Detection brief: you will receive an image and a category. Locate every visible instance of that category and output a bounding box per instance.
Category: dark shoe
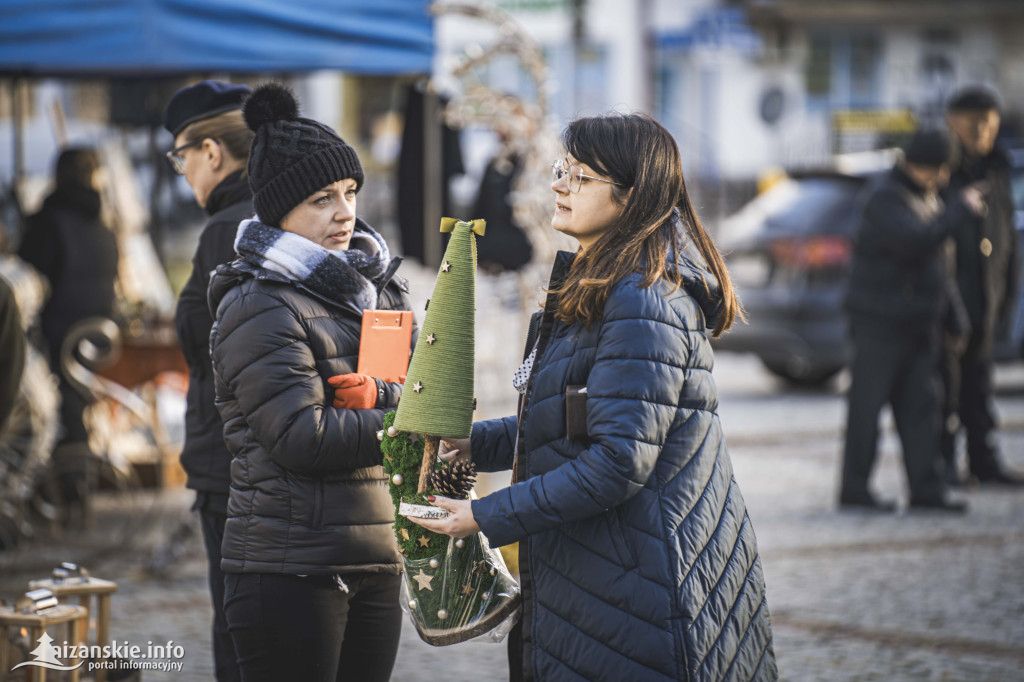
[973,468,1024,487]
[839,491,897,512]
[908,496,968,513]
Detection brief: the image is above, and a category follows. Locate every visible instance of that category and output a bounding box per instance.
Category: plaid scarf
[234,216,390,310]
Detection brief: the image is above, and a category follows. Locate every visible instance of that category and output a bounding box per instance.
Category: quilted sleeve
[470,415,518,473]
[472,279,691,546]
[211,287,384,473]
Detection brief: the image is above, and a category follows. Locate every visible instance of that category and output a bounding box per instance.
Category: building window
[544,43,608,125]
[806,35,832,98]
[848,35,881,107]
[805,32,881,110]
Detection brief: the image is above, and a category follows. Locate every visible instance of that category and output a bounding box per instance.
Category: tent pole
[12,77,23,186]
[422,88,442,268]
[11,76,25,225]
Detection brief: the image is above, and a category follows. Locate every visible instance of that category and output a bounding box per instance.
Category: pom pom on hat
[243,83,300,132]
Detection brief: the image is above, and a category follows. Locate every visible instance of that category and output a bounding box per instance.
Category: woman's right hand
[439,438,472,465]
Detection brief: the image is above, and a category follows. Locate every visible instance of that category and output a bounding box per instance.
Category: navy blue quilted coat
[470,239,777,681]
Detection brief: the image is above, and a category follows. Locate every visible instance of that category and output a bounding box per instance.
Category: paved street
[2,346,1023,681]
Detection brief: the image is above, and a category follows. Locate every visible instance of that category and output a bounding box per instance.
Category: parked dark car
[714,153,1024,385]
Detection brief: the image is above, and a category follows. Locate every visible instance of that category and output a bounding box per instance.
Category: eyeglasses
[165,139,203,175]
[551,159,619,193]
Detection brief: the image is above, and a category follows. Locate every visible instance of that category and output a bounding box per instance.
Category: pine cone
[427,461,477,499]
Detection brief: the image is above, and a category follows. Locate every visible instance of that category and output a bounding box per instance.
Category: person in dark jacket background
[473,97,534,274]
[413,114,777,682]
[162,79,254,682]
[473,151,533,273]
[209,83,411,682]
[941,87,1024,486]
[840,129,986,513]
[18,147,119,527]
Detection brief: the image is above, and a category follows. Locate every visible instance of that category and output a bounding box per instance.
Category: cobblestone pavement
[2,267,1023,680]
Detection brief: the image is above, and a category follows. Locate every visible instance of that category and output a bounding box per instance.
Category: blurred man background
[942,87,1024,487]
[841,129,985,512]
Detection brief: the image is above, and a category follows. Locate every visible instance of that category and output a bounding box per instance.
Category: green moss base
[380,411,450,560]
[381,411,521,645]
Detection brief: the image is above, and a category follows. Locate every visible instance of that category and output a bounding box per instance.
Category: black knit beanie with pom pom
[243,83,364,226]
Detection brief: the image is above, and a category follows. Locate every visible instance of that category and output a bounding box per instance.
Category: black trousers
[195,496,240,682]
[940,332,1001,477]
[842,318,946,502]
[53,380,94,508]
[224,572,401,682]
[937,339,961,471]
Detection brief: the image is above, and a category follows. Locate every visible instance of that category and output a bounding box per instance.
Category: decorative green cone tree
[394,217,484,489]
[380,218,520,645]
[381,411,519,644]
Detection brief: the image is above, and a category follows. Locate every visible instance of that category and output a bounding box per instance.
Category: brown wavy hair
[181,109,254,172]
[550,114,742,337]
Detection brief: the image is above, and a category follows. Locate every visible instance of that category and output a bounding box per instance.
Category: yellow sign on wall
[832,110,918,133]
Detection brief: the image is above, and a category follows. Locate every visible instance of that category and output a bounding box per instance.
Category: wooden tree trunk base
[417,435,440,494]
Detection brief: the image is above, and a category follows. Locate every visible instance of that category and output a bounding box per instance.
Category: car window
[720,176,865,247]
[1011,167,1024,212]
[763,178,863,235]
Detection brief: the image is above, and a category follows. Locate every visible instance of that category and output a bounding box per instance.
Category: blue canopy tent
[0,0,434,76]
[0,0,435,236]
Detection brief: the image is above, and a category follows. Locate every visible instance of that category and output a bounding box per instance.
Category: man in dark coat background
[841,129,986,512]
[163,80,253,682]
[942,86,1024,486]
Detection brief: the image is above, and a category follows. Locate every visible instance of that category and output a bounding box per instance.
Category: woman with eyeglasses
[161,80,254,682]
[411,114,778,681]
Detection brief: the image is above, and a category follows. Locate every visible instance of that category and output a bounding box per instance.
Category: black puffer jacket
[175,171,253,495]
[846,167,974,324]
[471,230,776,681]
[208,227,411,575]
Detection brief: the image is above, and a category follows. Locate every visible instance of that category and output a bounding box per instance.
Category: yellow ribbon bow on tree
[439,217,486,237]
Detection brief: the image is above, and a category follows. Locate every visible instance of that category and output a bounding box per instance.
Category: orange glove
[327,373,377,410]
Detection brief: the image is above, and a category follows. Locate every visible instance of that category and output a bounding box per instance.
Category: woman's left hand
[408,496,480,538]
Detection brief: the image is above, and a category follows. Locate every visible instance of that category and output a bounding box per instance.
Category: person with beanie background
[208,83,412,682]
[941,86,1024,487]
[840,129,987,512]
[162,79,254,682]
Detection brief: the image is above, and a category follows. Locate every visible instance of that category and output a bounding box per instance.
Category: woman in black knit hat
[209,83,412,682]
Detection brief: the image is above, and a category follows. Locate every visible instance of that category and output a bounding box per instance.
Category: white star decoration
[413,381,423,393]
[441,260,451,272]
[413,570,434,591]
[426,333,436,345]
